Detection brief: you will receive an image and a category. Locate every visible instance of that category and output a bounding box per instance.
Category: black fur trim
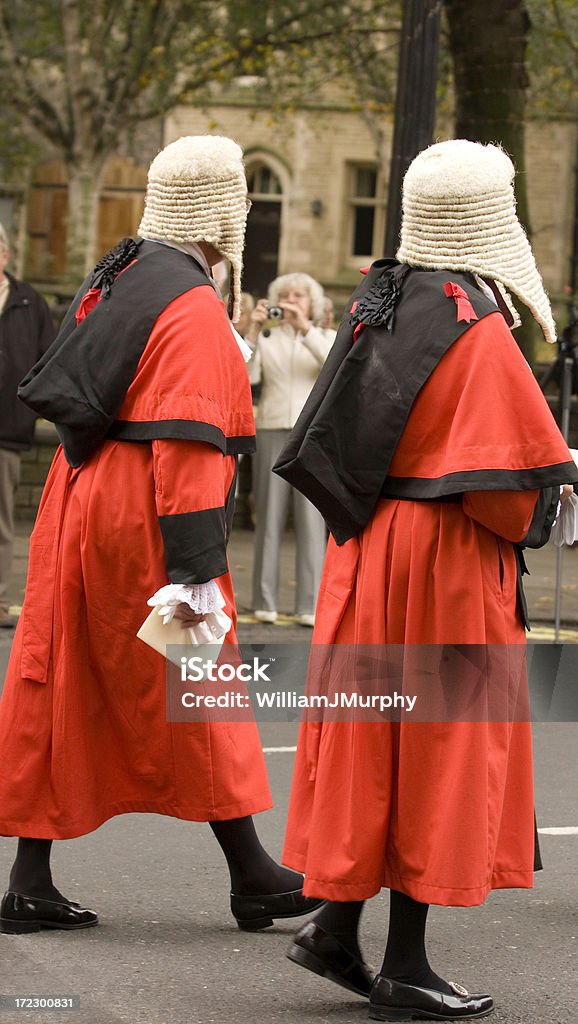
[350,266,409,332]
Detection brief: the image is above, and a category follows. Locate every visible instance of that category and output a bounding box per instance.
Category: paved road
[0,621,576,1024]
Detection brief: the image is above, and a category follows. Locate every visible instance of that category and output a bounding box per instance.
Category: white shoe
[0,605,18,629]
[254,610,278,623]
[297,614,315,627]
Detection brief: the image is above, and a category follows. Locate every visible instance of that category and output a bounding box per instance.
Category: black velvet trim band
[158,507,228,584]
[522,487,559,549]
[108,419,256,455]
[380,462,578,499]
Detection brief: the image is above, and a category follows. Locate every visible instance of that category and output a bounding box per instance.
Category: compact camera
[267,305,284,321]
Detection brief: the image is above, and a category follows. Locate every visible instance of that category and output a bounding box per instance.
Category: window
[347,163,386,262]
[247,163,283,197]
[244,160,283,296]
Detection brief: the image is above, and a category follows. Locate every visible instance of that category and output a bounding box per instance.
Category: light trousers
[0,448,21,608]
[252,429,326,616]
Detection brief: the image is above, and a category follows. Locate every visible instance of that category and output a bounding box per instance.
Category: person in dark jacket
[0,223,55,627]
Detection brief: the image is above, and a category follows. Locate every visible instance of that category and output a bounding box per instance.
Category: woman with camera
[245,273,335,626]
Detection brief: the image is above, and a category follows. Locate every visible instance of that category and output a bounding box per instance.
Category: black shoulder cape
[18,240,211,467]
[273,260,577,544]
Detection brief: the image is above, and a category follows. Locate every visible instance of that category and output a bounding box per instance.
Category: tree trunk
[65,161,106,287]
[444,0,536,363]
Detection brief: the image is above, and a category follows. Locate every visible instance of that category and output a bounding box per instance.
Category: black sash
[273,262,497,544]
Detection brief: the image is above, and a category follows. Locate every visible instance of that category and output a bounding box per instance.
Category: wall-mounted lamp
[310,198,323,218]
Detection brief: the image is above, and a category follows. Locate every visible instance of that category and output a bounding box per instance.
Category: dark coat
[0,272,55,450]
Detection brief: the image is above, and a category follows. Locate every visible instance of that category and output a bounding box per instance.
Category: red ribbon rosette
[443,282,479,324]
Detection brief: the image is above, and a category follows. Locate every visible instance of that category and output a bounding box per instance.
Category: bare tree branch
[0,0,70,151]
[0,0,397,278]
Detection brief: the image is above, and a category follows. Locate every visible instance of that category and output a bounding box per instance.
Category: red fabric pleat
[283,500,536,906]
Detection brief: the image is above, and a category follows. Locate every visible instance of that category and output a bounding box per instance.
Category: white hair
[268,272,326,325]
[0,223,9,253]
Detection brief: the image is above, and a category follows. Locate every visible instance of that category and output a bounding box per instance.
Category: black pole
[385,0,442,256]
[569,130,578,314]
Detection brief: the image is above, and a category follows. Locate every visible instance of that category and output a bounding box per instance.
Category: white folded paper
[550,448,578,547]
[550,492,578,547]
[137,585,232,667]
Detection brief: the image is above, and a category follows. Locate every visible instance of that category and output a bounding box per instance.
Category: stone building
[1,94,577,519]
[2,95,575,324]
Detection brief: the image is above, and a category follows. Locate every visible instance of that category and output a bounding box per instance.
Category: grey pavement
[0,527,577,1023]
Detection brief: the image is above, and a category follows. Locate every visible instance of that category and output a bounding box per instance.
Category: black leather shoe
[231,888,325,931]
[287,920,376,997]
[368,976,494,1020]
[0,891,99,934]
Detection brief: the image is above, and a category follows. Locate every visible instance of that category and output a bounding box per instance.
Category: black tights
[8,818,302,901]
[314,899,365,957]
[209,816,302,895]
[312,891,453,995]
[381,890,452,994]
[8,839,64,902]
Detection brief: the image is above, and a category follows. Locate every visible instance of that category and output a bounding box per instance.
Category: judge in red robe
[0,136,322,937]
[273,140,578,1021]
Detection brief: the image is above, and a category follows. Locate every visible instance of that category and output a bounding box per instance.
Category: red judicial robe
[0,247,271,839]
[280,296,575,906]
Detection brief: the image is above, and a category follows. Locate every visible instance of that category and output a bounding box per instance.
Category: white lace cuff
[148,581,225,624]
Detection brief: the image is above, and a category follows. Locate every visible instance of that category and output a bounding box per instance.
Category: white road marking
[263,746,297,753]
[538,826,578,835]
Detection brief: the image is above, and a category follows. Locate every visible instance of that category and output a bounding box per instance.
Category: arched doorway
[244,160,283,297]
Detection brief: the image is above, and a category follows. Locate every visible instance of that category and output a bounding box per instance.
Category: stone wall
[167,101,578,324]
[167,100,393,310]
